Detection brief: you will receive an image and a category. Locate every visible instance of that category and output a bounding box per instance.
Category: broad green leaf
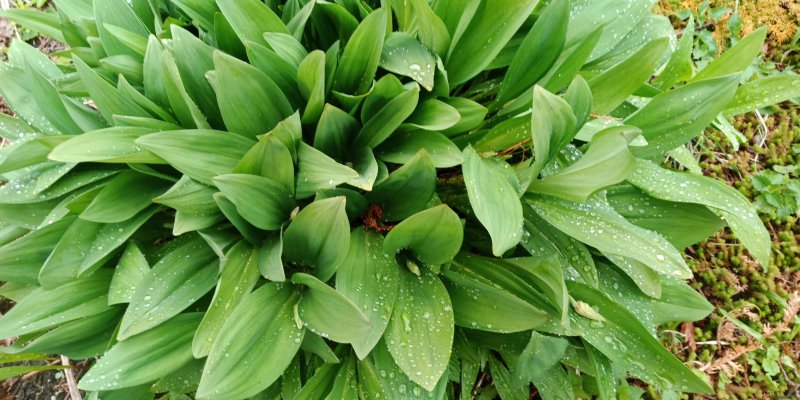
[259,234,285,281]
[627,75,739,159]
[261,111,303,162]
[513,331,569,385]
[316,188,369,221]
[692,27,766,82]
[446,0,538,84]
[379,32,436,91]
[723,74,800,116]
[234,134,295,191]
[520,212,598,287]
[653,19,695,89]
[376,130,463,168]
[0,9,65,42]
[565,0,651,61]
[474,116,529,153]
[368,149,436,221]
[199,227,240,260]
[530,126,641,202]
[587,13,674,72]
[602,253,662,299]
[334,9,387,95]
[193,241,260,357]
[336,229,399,358]
[216,0,289,46]
[151,359,204,396]
[0,270,113,339]
[196,283,303,400]
[143,36,169,109]
[136,130,255,185]
[109,243,150,305]
[385,268,454,391]
[495,0,568,106]
[0,136,56,176]
[463,146,523,256]
[172,0,219,30]
[406,99,460,131]
[292,273,372,343]
[161,51,212,130]
[94,0,150,57]
[300,332,339,364]
[354,86,420,148]
[0,166,119,205]
[606,184,724,249]
[79,313,201,391]
[39,207,158,288]
[595,262,712,330]
[213,193,263,244]
[4,308,119,359]
[73,57,149,123]
[584,342,617,400]
[566,282,713,394]
[171,26,224,129]
[153,176,219,216]
[0,113,37,141]
[528,193,692,279]
[213,174,295,231]
[0,365,68,381]
[504,256,569,326]
[80,171,170,223]
[626,159,771,267]
[215,12,247,58]
[314,104,360,161]
[383,205,463,265]
[440,97,487,137]
[49,127,164,164]
[442,266,549,333]
[214,51,293,137]
[0,217,73,285]
[297,50,326,124]
[530,86,577,178]
[24,64,83,135]
[286,0,315,40]
[117,237,218,340]
[245,41,304,106]
[283,197,350,281]
[0,63,58,134]
[115,76,177,124]
[348,146,379,191]
[263,32,308,67]
[296,142,359,198]
[0,198,58,229]
[535,366,576,399]
[392,0,450,57]
[489,357,528,400]
[361,74,406,120]
[292,362,338,399]
[564,75,593,132]
[588,38,669,115]
[369,341,448,399]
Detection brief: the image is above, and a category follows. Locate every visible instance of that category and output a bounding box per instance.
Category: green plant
[0,0,798,399]
[751,165,800,219]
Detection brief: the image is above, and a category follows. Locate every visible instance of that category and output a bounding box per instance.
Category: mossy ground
[657,1,800,398]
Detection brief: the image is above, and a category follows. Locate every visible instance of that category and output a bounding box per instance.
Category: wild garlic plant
[0,0,796,398]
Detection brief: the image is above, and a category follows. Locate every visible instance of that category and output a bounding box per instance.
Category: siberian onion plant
[0,0,797,398]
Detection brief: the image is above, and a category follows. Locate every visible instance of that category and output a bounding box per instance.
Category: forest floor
[657,1,800,398]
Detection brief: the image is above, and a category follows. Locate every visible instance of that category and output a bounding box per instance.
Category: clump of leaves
[751,166,800,219]
[0,0,797,399]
